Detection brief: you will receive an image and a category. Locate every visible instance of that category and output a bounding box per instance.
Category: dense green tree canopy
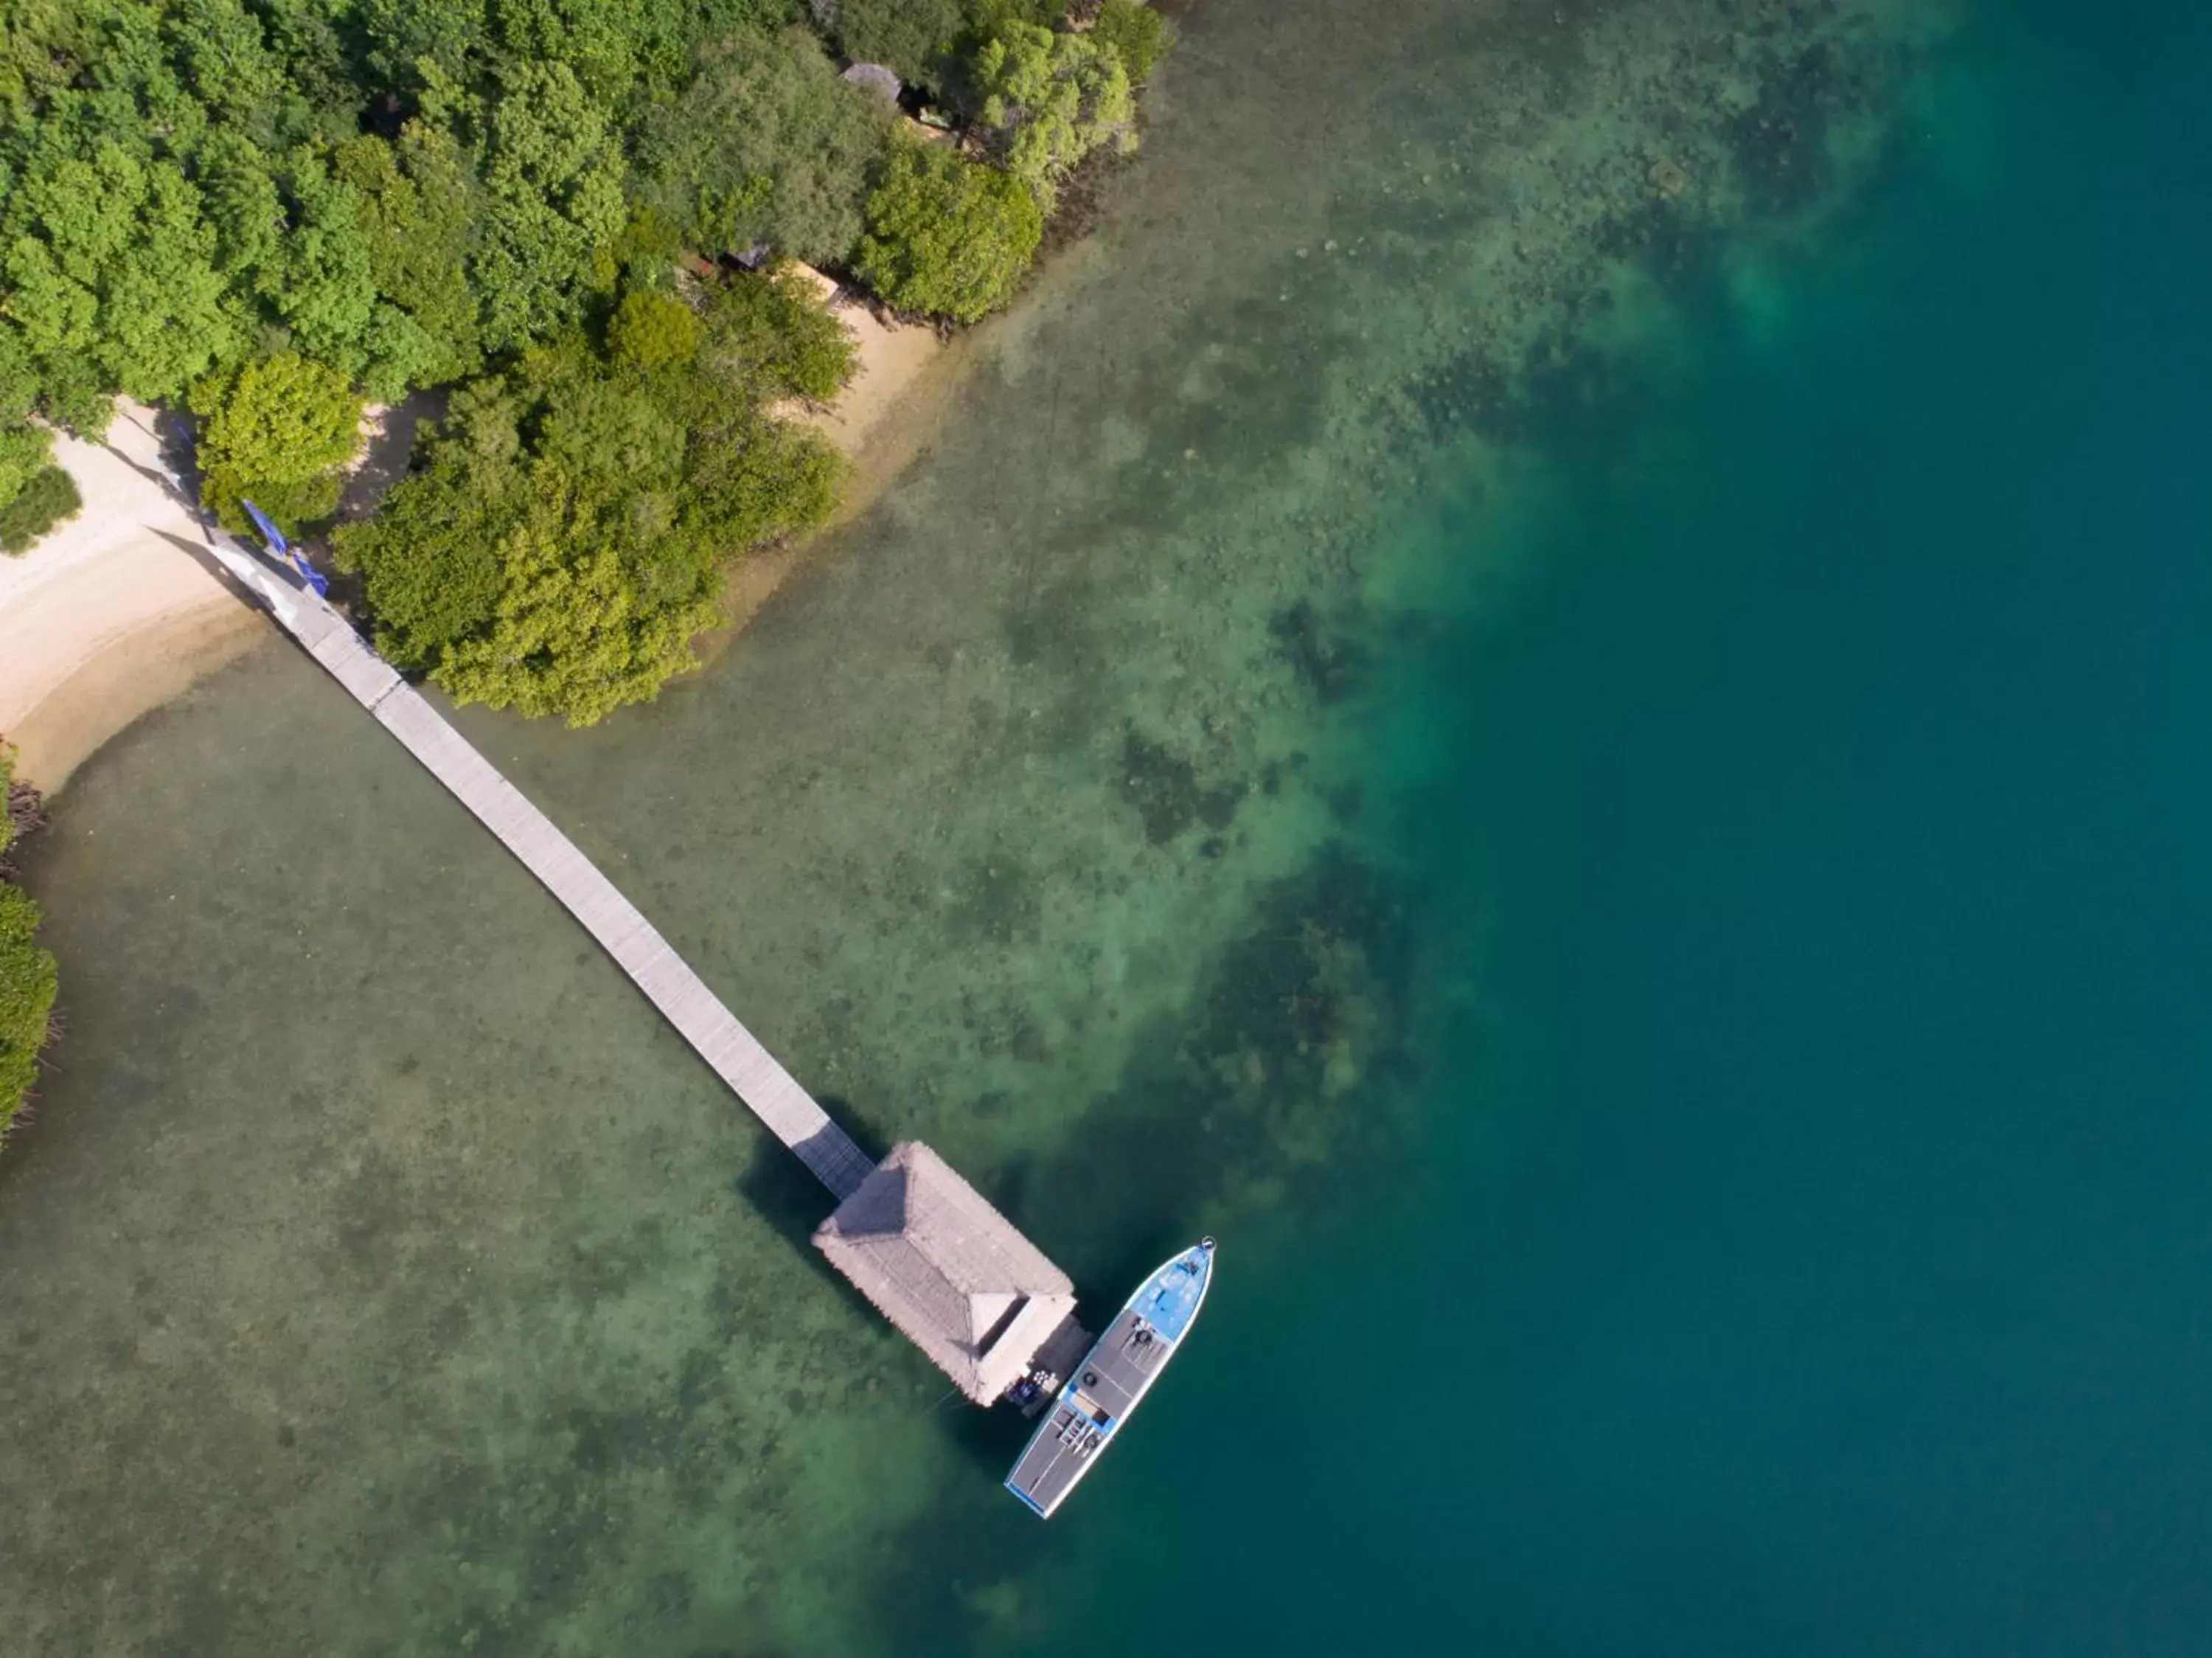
[0,423,53,516]
[700,264,858,403]
[329,430,513,665]
[970,15,1135,207]
[335,266,846,723]
[0,743,57,1140]
[0,0,854,432]
[0,880,55,1137]
[0,0,1160,443]
[473,61,629,351]
[1093,0,1175,86]
[636,26,894,263]
[1,126,243,410]
[858,141,1042,322]
[429,459,725,724]
[0,457,82,555]
[331,124,488,392]
[0,0,1167,714]
[190,351,363,533]
[832,0,967,86]
[608,288,702,370]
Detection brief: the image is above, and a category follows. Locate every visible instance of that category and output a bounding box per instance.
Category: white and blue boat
[1004,1238,1214,1518]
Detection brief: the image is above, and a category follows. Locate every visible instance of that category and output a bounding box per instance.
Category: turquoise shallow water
[4,1,2210,1651]
[1007,5,2212,1653]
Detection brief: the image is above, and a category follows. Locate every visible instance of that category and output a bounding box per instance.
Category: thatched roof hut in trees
[814,1141,1082,1404]
[840,61,902,103]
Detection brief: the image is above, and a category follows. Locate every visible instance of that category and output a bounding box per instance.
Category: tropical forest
[0,0,1172,721]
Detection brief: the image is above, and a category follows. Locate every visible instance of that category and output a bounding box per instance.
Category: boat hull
[1004,1239,1214,1518]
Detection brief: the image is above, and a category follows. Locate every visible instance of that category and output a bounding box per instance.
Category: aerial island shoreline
[0,273,959,792]
[0,0,1186,1148]
[0,0,1180,797]
[0,0,1999,1648]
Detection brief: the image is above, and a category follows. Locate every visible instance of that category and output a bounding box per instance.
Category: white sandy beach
[779,265,947,458]
[0,406,264,791]
[720,266,959,633]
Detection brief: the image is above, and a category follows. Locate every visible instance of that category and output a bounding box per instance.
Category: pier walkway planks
[234,553,874,1200]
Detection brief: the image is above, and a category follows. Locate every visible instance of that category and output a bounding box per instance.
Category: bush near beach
[190,354,364,538]
[0,0,1172,708]
[332,261,852,726]
[0,749,58,1142]
[859,143,1045,323]
[0,462,81,557]
[0,420,81,555]
[970,13,1137,209]
[0,884,55,1140]
[0,424,53,514]
[1092,0,1178,86]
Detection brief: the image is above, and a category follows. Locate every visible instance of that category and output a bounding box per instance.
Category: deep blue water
[1030,5,2212,1652]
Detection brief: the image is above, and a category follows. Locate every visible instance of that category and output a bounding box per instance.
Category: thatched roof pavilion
[840,61,902,103]
[814,1142,1079,1404]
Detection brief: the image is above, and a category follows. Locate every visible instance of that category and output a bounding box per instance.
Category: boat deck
[1005,1243,1211,1517]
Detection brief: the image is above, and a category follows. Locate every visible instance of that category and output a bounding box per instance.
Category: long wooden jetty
[204,528,1114,1424]
[202,535,877,1199]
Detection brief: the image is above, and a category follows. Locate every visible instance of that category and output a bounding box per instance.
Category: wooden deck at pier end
[201,532,1088,1400]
